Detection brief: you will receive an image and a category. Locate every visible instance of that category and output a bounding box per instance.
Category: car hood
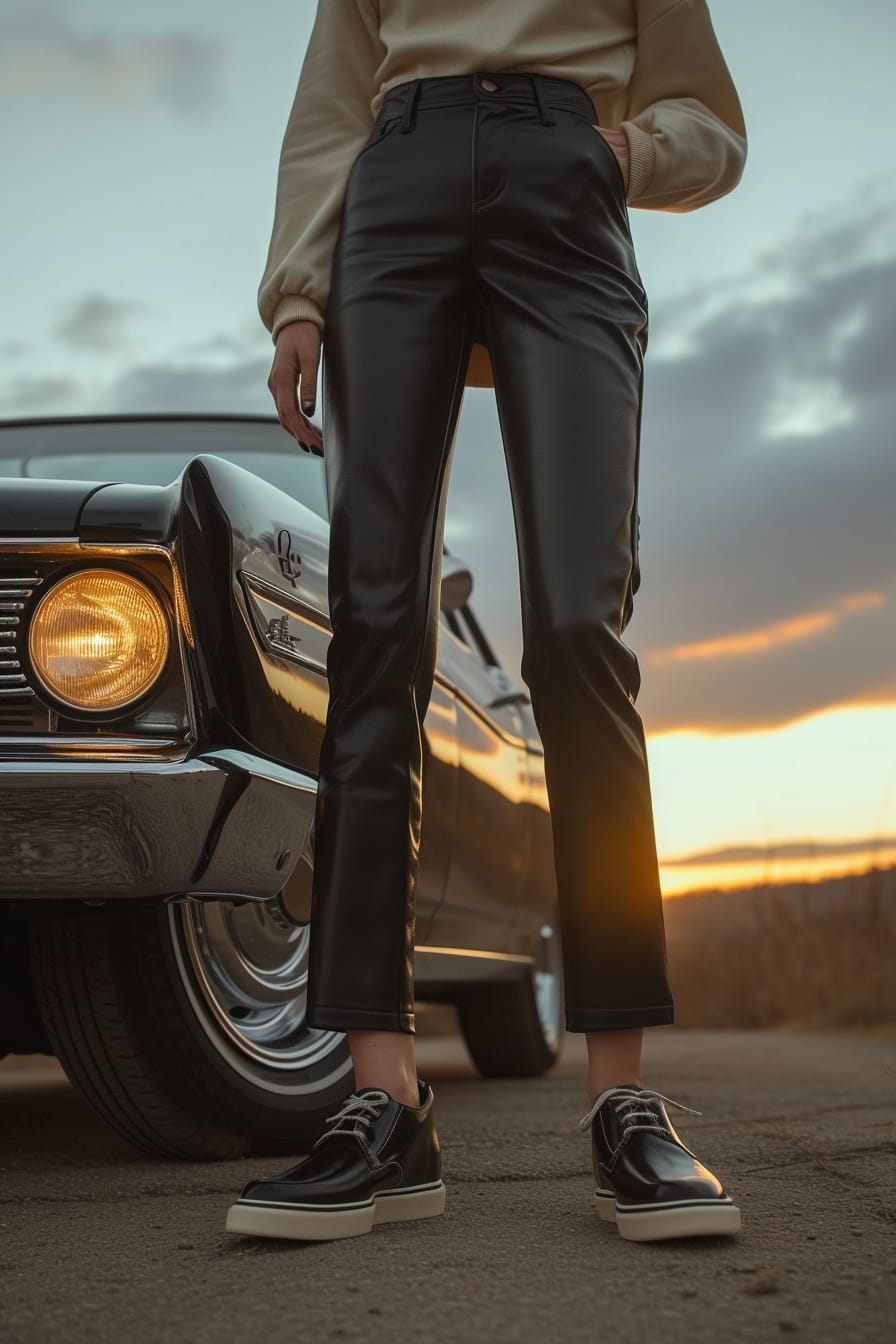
[0,478,110,536]
[1,463,330,596]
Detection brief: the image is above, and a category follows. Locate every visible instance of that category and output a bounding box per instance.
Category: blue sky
[3,1,895,890]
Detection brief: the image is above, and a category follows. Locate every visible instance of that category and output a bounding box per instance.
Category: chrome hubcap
[171,849,345,1076]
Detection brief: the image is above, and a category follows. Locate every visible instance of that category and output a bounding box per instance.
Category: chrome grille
[0,570,50,730]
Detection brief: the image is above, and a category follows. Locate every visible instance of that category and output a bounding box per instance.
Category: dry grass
[665,873,896,1030]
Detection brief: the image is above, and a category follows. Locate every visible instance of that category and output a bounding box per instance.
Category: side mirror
[440,552,473,611]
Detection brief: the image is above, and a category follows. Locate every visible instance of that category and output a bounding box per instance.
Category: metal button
[480,78,499,92]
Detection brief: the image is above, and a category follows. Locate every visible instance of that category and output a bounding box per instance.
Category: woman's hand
[268,320,324,453]
[592,125,630,194]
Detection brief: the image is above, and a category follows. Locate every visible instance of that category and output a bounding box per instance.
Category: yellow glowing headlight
[28,569,169,711]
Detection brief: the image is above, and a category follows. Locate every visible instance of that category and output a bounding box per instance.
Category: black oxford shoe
[225,1079,445,1240]
[580,1083,741,1241]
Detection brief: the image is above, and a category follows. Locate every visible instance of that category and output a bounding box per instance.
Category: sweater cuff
[270,294,325,344]
[619,121,656,202]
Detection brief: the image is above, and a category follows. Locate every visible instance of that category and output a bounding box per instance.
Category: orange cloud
[651,592,886,666]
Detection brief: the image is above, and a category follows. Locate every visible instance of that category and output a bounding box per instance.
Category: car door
[415,675,461,943]
[425,602,532,952]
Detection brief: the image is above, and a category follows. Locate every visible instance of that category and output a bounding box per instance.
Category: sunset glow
[649,701,896,896]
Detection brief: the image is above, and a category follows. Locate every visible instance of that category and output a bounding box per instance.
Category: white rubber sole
[594,1187,741,1241]
[225,1180,446,1241]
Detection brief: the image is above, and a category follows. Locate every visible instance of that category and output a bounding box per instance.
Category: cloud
[651,596,887,667]
[627,218,896,733]
[107,358,270,414]
[0,4,222,118]
[446,196,896,733]
[55,294,148,353]
[0,349,272,419]
[175,319,272,360]
[664,835,896,867]
[1,375,85,414]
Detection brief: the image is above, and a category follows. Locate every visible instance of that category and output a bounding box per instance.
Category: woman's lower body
[311,70,674,1039]
[225,72,741,1243]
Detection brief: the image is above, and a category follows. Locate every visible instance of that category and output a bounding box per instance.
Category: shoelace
[578,1085,702,1160]
[313,1089,391,1147]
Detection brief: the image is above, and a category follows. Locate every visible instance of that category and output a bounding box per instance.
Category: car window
[0,418,330,522]
[442,604,497,669]
[441,608,467,646]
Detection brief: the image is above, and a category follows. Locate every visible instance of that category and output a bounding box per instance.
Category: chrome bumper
[0,747,318,901]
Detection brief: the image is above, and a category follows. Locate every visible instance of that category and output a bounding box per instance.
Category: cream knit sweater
[259,0,747,388]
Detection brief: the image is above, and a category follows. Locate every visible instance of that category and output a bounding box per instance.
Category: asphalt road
[1,1024,894,1344]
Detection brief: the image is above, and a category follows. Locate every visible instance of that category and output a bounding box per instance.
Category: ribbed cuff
[270,294,325,345]
[619,121,656,203]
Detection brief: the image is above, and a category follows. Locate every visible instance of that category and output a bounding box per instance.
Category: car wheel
[456,919,565,1077]
[28,861,354,1161]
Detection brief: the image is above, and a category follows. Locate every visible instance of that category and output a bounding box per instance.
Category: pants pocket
[354,114,403,163]
[585,121,629,200]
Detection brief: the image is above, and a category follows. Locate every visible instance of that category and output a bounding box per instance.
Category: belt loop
[530,74,555,126]
[399,78,421,133]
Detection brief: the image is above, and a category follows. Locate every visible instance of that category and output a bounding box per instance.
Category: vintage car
[0,413,562,1160]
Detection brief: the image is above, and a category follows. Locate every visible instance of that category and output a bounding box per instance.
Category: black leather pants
[310,71,675,1035]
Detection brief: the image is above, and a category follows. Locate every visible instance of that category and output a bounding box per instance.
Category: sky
[2,1,895,896]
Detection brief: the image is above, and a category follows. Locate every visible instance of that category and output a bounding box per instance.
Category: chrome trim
[81,542,174,558]
[0,539,172,556]
[242,572,331,635]
[198,746,318,793]
[0,754,212,775]
[414,945,534,986]
[416,945,532,963]
[239,573,329,678]
[0,538,79,551]
[0,736,188,763]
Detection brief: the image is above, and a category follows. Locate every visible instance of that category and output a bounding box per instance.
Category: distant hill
[664,864,896,942]
[661,865,895,1029]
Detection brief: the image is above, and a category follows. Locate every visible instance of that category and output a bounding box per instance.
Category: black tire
[0,906,51,1056]
[28,902,354,1161]
[457,920,565,1077]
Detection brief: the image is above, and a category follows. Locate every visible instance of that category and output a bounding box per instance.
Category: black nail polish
[302,401,315,417]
